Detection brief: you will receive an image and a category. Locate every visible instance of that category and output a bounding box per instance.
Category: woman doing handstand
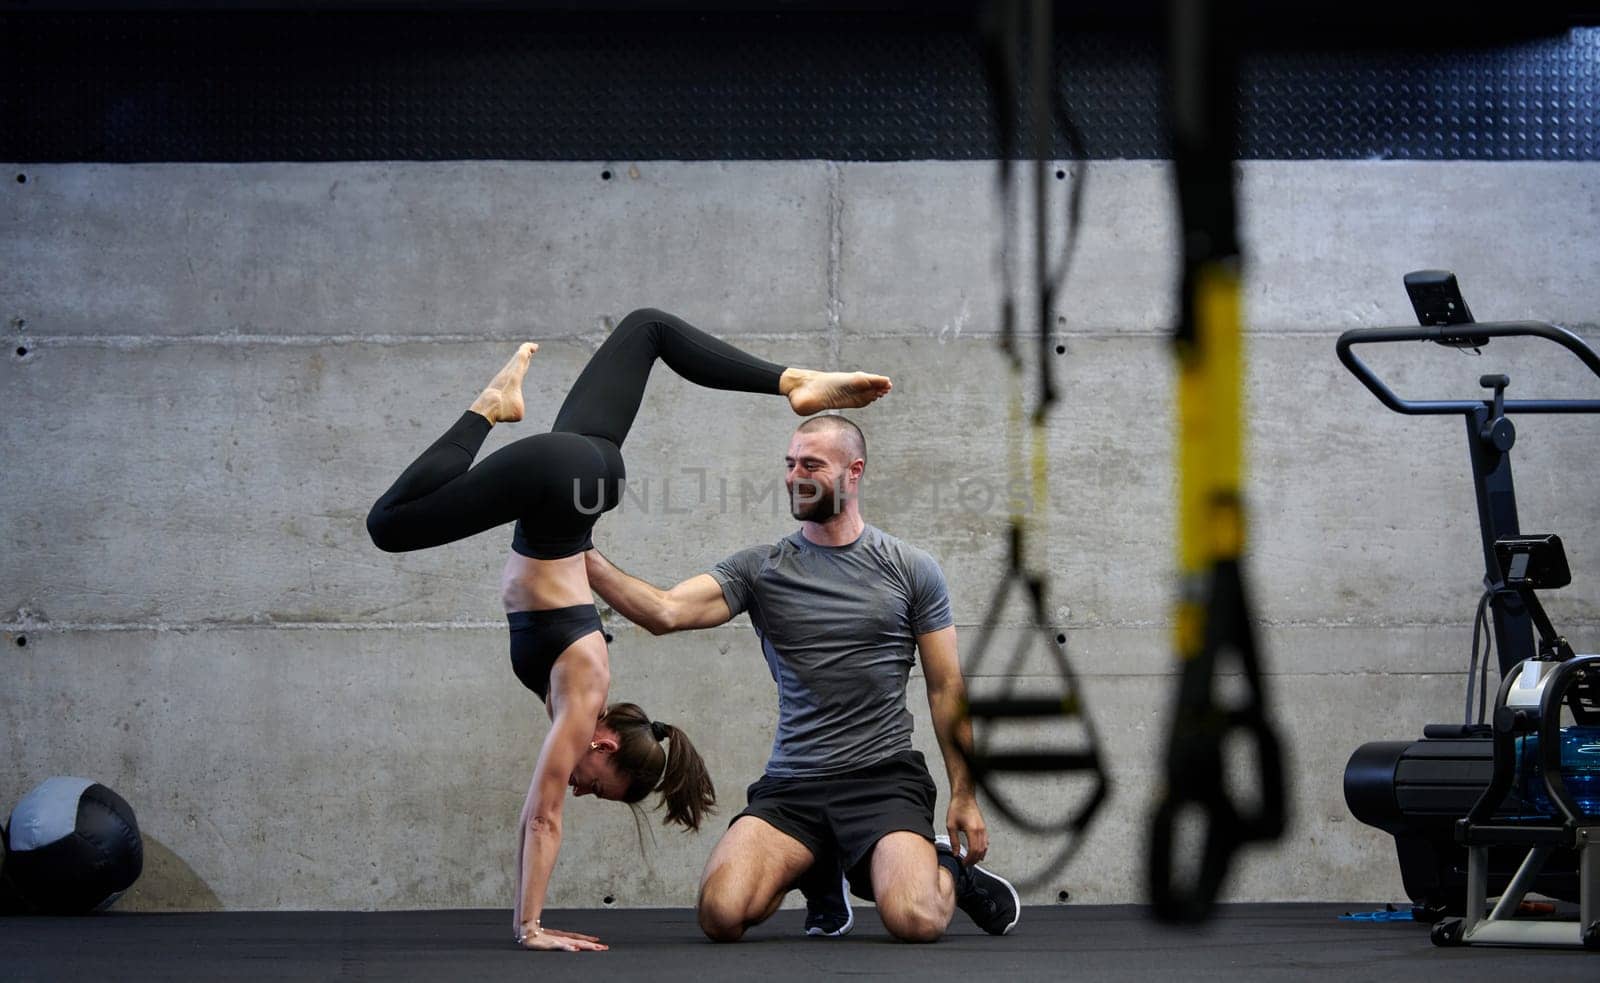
[365,309,892,950]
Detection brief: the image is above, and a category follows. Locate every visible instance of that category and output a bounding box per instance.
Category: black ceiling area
[3,2,1600,162]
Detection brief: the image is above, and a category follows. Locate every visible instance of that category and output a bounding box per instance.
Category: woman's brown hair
[601,702,716,831]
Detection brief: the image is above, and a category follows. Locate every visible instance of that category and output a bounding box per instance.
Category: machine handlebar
[1335,320,1600,416]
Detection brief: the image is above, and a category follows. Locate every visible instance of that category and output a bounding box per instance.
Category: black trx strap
[1147,0,1287,924]
[958,0,1109,889]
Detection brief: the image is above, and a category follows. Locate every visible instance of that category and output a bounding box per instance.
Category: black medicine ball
[3,777,144,914]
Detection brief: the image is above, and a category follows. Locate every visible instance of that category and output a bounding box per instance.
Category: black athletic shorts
[734,749,937,881]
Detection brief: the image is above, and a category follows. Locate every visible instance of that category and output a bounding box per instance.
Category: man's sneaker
[935,835,1020,936]
[802,867,855,937]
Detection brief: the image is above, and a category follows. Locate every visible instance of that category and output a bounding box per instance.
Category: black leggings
[365,308,787,559]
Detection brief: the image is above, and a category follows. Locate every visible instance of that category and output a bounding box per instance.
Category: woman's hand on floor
[517,925,608,951]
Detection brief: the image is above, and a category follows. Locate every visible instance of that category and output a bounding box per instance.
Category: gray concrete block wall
[3,161,1598,912]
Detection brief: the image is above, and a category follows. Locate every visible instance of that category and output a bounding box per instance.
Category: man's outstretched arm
[918,624,988,865]
[584,549,734,635]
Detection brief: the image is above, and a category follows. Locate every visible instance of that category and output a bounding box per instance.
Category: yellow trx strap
[1147,0,1286,925]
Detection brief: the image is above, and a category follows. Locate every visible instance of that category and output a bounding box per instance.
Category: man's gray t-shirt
[710,524,954,778]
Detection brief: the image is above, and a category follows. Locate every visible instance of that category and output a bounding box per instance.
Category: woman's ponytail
[602,702,717,832]
[653,722,715,832]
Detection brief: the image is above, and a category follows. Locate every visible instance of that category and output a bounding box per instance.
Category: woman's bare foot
[470,343,539,424]
[781,368,893,416]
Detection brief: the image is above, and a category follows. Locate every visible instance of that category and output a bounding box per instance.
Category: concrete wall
[3,160,1598,912]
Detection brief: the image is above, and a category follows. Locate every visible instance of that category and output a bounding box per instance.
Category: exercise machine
[1339,271,1600,948]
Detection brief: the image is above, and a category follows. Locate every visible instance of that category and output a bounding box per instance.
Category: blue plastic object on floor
[1339,906,1417,922]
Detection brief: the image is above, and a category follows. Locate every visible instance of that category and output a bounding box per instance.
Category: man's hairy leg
[868,831,954,943]
[697,816,815,942]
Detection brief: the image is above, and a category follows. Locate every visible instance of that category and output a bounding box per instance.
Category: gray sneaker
[802,867,854,937]
[935,835,1020,936]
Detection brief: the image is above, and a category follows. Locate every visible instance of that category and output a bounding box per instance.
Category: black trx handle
[964,608,1108,810]
[961,531,1110,885]
[963,530,1110,815]
[1148,560,1286,922]
[1148,0,1287,924]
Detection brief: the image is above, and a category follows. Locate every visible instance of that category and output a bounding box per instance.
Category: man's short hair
[796,414,867,466]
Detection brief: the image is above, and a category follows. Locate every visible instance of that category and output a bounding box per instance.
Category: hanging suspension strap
[958,0,1109,889]
[1147,0,1287,924]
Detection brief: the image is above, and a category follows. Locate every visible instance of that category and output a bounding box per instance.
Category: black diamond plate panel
[2,12,1597,161]
[1239,36,1600,160]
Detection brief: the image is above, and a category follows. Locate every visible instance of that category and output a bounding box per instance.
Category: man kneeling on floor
[585,414,1020,942]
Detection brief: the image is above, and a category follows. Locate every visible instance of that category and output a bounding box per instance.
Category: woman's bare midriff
[500,551,593,612]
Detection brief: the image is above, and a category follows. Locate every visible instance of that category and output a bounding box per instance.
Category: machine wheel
[1582,920,1600,951]
[1430,918,1466,947]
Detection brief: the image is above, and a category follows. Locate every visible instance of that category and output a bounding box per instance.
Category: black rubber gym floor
[3,904,1595,981]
